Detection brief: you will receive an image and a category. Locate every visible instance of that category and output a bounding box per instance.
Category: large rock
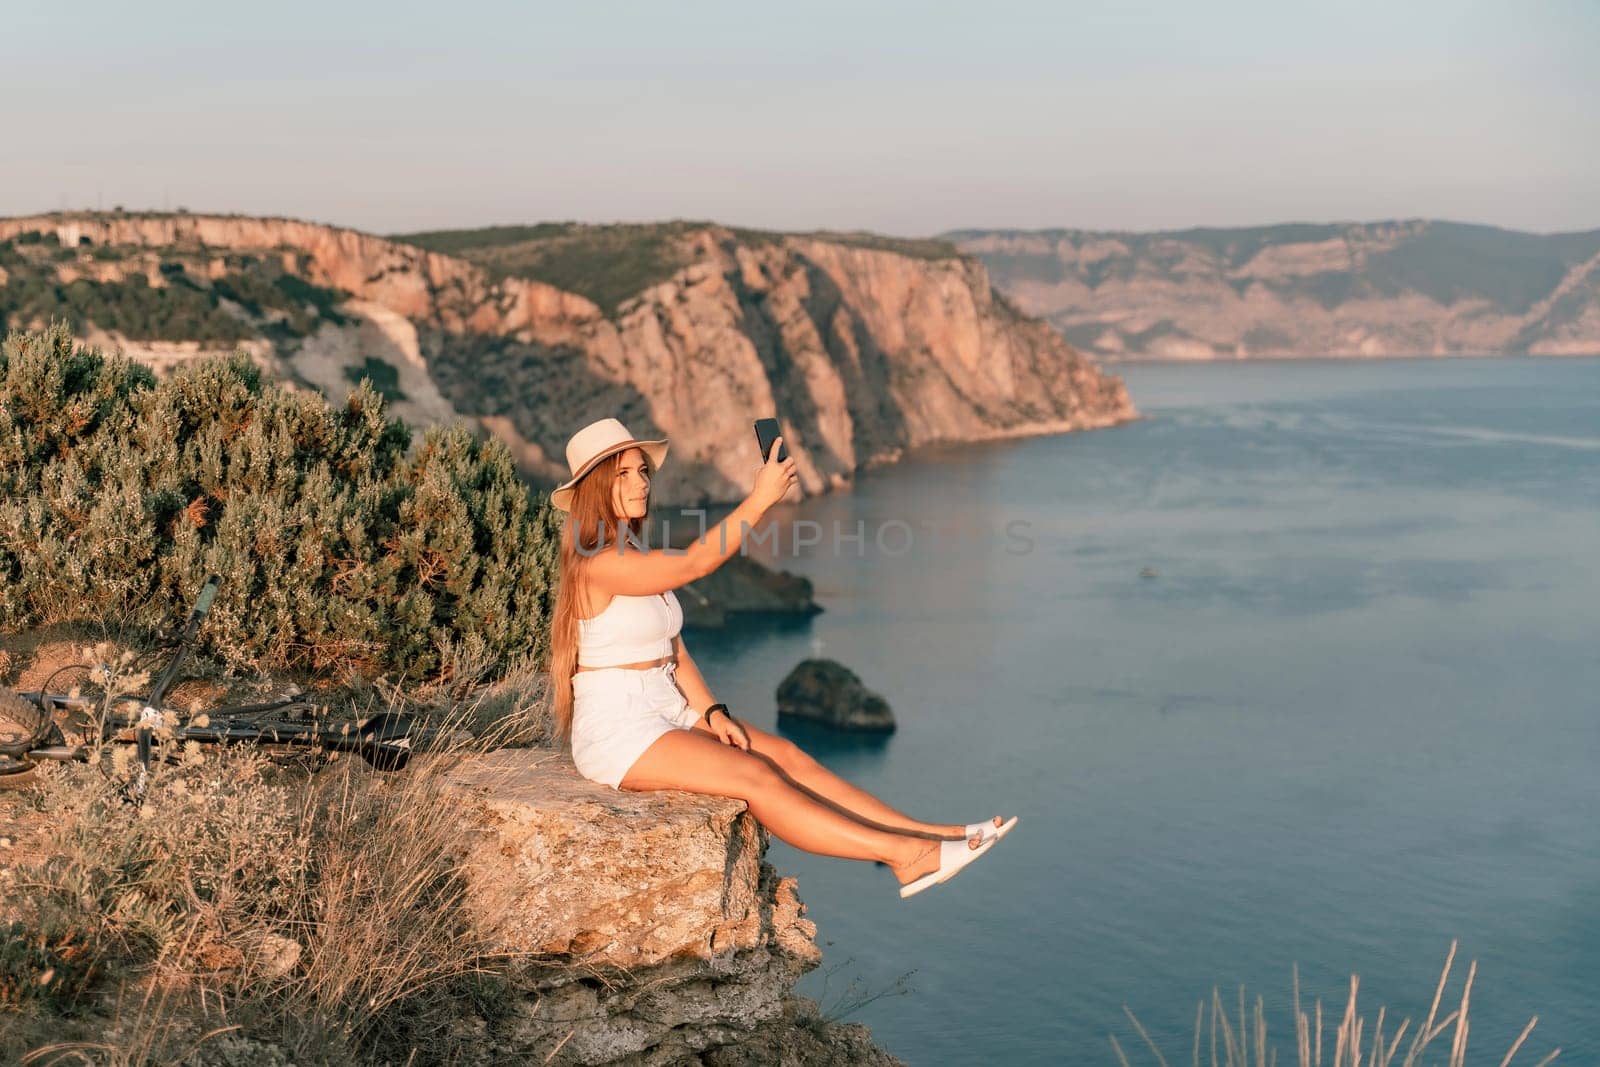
[775,659,896,733]
[443,749,902,1065]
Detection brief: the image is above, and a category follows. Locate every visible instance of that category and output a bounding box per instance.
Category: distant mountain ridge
[0,212,1134,506]
[947,220,1600,359]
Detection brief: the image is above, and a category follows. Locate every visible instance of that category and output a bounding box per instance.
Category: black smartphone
[753,418,788,463]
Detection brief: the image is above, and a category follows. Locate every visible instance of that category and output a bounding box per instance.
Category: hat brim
[550,438,668,511]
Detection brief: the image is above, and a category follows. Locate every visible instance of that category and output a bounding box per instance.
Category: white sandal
[966,816,1019,844]
[898,833,998,899]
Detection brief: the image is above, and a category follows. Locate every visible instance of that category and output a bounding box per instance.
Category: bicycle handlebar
[193,575,219,618]
[147,573,220,708]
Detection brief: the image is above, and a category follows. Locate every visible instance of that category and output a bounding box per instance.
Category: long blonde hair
[548,449,656,742]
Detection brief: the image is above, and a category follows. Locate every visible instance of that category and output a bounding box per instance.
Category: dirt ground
[1,629,102,902]
[1,626,243,708]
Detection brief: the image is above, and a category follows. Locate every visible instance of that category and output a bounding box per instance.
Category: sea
[680,355,1599,1065]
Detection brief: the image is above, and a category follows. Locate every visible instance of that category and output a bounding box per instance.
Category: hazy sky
[5,0,1595,236]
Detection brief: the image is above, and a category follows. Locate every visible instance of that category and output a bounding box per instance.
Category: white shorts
[570,662,699,790]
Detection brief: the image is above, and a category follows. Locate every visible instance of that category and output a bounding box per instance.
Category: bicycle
[0,575,427,797]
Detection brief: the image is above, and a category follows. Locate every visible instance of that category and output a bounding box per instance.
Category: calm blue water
[682,356,1600,1065]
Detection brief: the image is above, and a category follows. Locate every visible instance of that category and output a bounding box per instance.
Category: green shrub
[395,221,702,311]
[0,241,349,342]
[342,356,406,402]
[0,269,252,344]
[0,323,556,681]
[272,274,349,324]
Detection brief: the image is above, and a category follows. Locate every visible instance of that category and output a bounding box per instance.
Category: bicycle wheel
[37,663,107,744]
[0,687,48,758]
[0,753,38,790]
[0,688,47,789]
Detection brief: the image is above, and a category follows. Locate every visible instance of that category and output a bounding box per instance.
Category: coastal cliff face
[442,750,905,1065]
[950,220,1600,360]
[0,213,1137,506]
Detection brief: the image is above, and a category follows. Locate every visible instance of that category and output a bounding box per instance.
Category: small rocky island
[647,514,825,629]
[776,659,897,733]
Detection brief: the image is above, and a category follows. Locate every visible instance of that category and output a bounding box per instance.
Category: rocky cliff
[441,749,905,1065]
[949,220,1600,360]
[0,213,1136,506]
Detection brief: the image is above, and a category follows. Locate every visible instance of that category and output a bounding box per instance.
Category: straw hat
[549,417,669,512]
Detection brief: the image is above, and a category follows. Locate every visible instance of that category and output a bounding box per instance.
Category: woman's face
[610,447,651,520]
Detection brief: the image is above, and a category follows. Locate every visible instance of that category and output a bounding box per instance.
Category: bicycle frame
[1,575,424,788]
[15,691,418,773]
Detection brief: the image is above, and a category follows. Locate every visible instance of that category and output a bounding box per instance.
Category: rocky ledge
[443,749,904,1065]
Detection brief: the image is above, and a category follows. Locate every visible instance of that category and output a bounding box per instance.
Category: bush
[342,356,406,402]
[0,240,349,342]
[0,323,558,682]
[394,221,701,311]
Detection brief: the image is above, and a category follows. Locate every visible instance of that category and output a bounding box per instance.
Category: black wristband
[703,702,730,725]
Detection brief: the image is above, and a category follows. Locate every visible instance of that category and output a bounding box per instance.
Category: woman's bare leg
[620,729,980,884]
[729,719,1003,841]
[759,745,1002,840]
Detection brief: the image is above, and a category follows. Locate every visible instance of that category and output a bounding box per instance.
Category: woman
[548,418,1017,899]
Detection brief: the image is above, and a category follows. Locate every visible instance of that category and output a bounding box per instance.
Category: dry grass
[17,924,242,1067]
[1112,940,1560,1067]
[413,639,555,749]
[0,665,557,1065]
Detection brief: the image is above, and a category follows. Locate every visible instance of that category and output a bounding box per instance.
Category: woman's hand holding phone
[751,436,798,509]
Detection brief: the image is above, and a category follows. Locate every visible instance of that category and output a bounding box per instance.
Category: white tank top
[577,590,683,667]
